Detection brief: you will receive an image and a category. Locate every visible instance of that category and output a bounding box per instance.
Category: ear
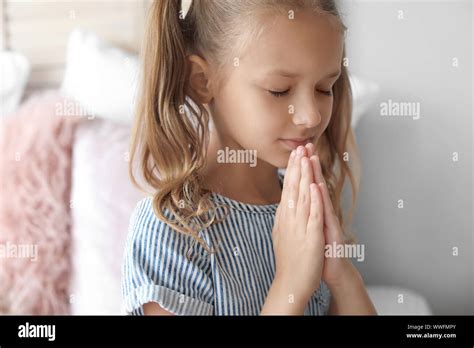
[185,54,214,104]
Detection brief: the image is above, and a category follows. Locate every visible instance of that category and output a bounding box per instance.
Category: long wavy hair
[129,0,361,256]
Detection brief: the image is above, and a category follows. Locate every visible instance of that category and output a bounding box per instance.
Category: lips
[279,137,314,151]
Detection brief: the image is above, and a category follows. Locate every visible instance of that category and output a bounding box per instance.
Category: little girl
[122,0,377,315]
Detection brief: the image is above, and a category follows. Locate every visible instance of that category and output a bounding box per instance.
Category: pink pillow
[0,91,81,314]
[70,119,145,314]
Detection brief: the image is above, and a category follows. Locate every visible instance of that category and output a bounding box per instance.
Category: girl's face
[209,11,344,168]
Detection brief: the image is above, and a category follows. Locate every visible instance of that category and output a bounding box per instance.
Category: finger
[273,205,281,231]
[310,155,325,185]
[283,147,304,212]
[305,143,315,158]
[318,181,339,233]
[307,182,324,237]
[281,149,296,207]
[288,147,304,210]
[296,156,312,223]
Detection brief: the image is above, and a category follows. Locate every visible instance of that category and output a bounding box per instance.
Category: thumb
[317,182,344,245]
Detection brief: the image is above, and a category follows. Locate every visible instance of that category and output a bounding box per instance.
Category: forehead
[240,11,344,76]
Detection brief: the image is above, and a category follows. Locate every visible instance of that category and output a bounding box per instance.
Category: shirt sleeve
[318,280,332,315]
[121,198,214,315]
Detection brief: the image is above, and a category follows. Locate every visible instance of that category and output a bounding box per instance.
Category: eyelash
[269,89,333,98]
[269,90,290,98]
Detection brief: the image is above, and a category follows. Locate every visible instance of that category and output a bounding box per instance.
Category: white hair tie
[182,0,192,18]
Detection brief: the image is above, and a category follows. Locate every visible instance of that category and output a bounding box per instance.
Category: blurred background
[341,0,473,315]
[0,0,472,315]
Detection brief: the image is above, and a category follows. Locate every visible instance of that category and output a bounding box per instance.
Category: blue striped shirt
[121,172,331,315]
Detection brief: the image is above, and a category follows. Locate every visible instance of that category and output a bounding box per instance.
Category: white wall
[341,0,473,314]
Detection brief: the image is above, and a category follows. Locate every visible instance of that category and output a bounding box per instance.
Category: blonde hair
[129,0,361,256]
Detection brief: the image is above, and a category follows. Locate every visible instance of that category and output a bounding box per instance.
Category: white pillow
[61,29,139,123]
[349,74,380,128]
[366,285,433,315]
[0,51,30,117]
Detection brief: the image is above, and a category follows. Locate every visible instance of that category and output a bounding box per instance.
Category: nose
[291,95,322,129]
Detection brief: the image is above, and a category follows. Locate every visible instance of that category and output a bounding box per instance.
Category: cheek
[239,93,285,134]
[317,98,334,127]
[317,94,333,111]
[253,107,289,146]
[326,102,335,124]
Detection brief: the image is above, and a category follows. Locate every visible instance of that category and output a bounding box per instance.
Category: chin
[268,152,292,169]
[255,146,292,169]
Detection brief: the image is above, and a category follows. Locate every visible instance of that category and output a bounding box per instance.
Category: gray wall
[341,0,473,314]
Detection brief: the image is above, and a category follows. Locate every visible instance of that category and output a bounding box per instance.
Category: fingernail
[290,150,295,158]
[297,146,304,155]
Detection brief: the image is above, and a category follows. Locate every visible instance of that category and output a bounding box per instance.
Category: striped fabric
[121,172,331,315]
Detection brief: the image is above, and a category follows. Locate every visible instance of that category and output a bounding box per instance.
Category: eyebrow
[264,69,341,79]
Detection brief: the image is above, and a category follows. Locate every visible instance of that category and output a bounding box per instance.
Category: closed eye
[269,90,289,98]
[269,89,333,98]
[318,89,333,96]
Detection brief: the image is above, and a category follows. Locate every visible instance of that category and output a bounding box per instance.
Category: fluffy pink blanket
[0,91,82,314]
